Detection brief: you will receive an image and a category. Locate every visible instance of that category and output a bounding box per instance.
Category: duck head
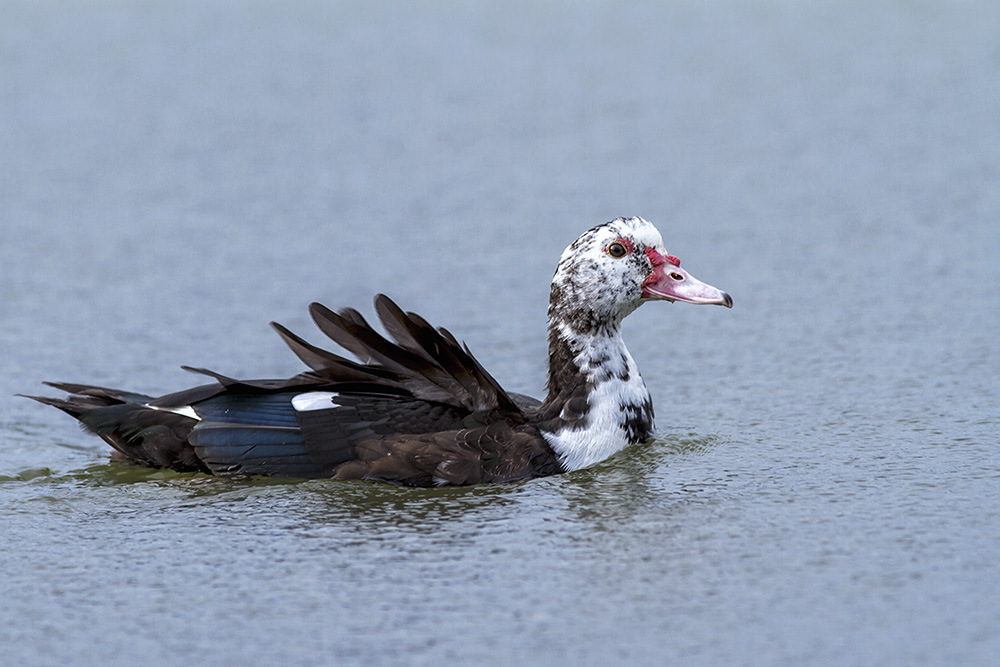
[549,216,732,335]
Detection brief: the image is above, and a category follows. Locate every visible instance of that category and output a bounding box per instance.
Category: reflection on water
[3,434,739,564]
[0,467,56,483]
[554,434,734,530]
[6,431,731,525]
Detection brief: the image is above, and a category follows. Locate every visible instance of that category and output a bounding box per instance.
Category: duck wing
[169,296,534,479]
[27,296,540,482]
[296,294,523,413]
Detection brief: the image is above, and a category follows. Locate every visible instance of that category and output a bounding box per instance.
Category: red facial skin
[640,245,732,308]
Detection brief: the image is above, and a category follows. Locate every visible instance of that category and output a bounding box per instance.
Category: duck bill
[642,264,733,307]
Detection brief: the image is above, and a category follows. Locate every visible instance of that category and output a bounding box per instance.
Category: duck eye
[607,242,628,258]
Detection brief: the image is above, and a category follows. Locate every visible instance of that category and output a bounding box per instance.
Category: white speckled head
[550,216,731,336]
[549,217,668,333]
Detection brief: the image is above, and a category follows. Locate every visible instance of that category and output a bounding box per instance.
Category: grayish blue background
[2,1,998,665]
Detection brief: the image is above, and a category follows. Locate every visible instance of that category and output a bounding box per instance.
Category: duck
[27,216,732,486]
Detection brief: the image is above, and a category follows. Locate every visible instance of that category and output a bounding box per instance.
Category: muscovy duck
[27,217,732,486]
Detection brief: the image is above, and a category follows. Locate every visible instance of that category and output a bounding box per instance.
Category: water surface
[2,1,998,665]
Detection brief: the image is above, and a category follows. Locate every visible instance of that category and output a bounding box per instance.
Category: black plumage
[29,295,561,485]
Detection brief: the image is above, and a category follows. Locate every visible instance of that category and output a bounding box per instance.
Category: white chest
[543,363,653,472]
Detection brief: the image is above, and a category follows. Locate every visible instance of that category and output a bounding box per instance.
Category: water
[2,1,999,665]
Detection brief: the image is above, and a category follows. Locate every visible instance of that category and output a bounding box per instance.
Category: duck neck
[544,318,627,401]
[540,301,655,472]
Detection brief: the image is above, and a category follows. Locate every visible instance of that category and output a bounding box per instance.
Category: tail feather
[23,384,205,471]
[42,382,153,403]
[21,393,106,420]
[21,382,149,419]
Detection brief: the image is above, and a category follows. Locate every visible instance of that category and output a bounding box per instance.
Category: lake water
[2,1,998,665]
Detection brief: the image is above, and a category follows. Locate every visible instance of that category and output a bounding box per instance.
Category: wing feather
[293,295,523,414]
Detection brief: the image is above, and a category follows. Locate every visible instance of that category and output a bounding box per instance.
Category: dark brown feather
[330,423,559,486]
[27,295,562,485]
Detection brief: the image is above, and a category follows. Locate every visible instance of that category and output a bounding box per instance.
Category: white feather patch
[291,391,341,412]
[543,369,649,472]
[147,404,201,421]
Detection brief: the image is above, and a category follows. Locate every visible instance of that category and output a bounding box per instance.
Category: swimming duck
[27,217,732,486]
